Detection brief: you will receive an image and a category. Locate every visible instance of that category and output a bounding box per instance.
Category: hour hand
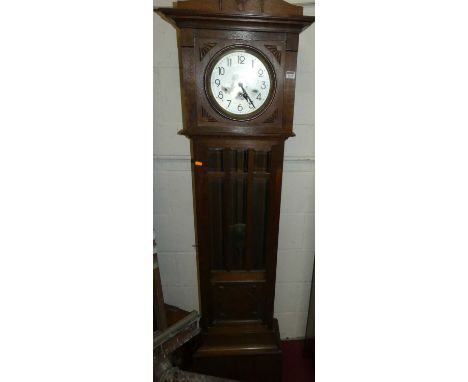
[238,82,255,108]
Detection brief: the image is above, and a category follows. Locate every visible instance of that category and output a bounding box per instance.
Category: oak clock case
[156,1,313,381]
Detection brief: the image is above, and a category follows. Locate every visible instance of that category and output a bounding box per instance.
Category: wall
[154,0,314,339]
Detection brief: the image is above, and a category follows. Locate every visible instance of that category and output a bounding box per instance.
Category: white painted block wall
[154,1,314,339]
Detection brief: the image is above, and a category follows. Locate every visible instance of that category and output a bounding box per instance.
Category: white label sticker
[286,71,296,79]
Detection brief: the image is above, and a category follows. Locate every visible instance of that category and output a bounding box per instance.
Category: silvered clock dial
[206,47,275,120]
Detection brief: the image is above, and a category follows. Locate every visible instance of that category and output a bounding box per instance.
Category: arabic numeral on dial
[249,103,255,109]
[252,59,255,68]
[238,55,245,64]
[227,58,232,67]
[261,81,267,89]
[237,104,243,112]
[227,100,231,108]
[218,67,225,75]
[256,93,262,100]
[215,79,221,87]
[258,68,264,77]
[218,91,223,100]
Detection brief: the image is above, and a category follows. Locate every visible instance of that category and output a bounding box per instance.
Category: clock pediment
[157,1,314,34]
[172,0,304,17]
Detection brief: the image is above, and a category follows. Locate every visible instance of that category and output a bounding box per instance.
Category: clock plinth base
[191,319,282,382]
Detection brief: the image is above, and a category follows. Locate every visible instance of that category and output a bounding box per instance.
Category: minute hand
[238,82,255,109]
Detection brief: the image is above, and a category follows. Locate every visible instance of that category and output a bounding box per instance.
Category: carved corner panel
[265,44,282,65]
[201,106,217,122]
[199,42,217,61]
[264,108,279,123]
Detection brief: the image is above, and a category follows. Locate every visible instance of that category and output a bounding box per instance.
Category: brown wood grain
[170,0,304,17]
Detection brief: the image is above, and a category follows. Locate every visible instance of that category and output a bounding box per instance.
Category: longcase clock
[156,1,314,380]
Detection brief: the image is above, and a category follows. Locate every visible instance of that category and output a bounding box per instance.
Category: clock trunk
[192,137,285,331]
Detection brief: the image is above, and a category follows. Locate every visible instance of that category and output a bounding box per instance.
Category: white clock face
[208,48,274,119]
